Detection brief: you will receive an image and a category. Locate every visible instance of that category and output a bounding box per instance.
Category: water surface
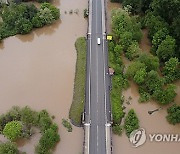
[0,0,87,153]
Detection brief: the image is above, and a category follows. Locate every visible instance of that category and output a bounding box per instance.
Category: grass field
[69,37,86,126]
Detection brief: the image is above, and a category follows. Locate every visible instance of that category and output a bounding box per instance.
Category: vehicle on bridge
[97,38,101,45]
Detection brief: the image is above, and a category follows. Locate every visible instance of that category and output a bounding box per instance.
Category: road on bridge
[84,0,112,153]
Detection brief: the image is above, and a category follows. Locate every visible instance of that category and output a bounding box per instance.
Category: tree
[143,70,164,95]
[151,0,180,24]
[120,32,133,51]
[21,106,39,126]
[156,35,176,62]
[15,18,33,34]
[137,53,159,72]
[151,28,169,54]
[166,104,180,125]
[40,3,60,20]
[124,109,139,137]
[0,142,18,154]
[3,121,22,141]
[163,57,180,83]
[38,110,52,132]
[125,41,142,60]
[111,9,142,42]
[153,84,176,104]
[32,15,44,28]
[37,128,60,152]
[145,12,169,39]
[122,0,142,14]
[133,68,147,85]
[171,15,180,44]
[114,44,123,57]
[138,87,151,102]
[38,8,55,25]
[126,61,146,79]
[141,0,153,13]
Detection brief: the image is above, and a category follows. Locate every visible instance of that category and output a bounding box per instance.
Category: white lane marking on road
[97,125,99,153]
[101,0,107,122]
[89,36,92,123]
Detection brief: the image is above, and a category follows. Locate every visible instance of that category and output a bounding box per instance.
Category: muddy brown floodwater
[0,0,87,153]
[107,1,180,154]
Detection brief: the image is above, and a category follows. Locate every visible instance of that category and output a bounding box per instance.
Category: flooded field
[107,1,180,154]
[113,81,180,154]
[0,0,87,153]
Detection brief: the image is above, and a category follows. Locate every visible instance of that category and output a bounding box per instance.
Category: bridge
[83,0,113,153]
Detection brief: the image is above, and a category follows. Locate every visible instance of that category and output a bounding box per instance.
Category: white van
[97,38,101,45]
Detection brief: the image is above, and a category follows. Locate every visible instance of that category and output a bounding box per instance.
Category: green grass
[69,37,86,126]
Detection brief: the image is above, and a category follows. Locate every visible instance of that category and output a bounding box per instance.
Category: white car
[97,38,101,45]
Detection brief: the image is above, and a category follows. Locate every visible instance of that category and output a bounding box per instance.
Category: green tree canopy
[145,12,169,39]
[0,142,18,154]
[126,61,146,79]
[163,57,180,83]
[124,109,139,137]
[151,0,180,24]
[122,0,142,14]
[3,121,22,141]
[111,9,142,43]
[21,106,39,126]
[151,28,169,54]
[137,53,159,72]
[167,104,180,125]
[133,68,147,85]
[153,84,176,104]
[156,35,176,62]
[143,70,164,95]
[125,41,142,60]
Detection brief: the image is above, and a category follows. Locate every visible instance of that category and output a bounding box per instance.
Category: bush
[83,9,88,18]
[3,121,22,141]
[0,142,18,154]
[112,124,123,136]
[166,104,180,125]
[124,109,139,137]
[62,119,72,132]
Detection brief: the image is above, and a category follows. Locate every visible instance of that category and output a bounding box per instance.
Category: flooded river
[107,1,180,154]
[0,0,87,153]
